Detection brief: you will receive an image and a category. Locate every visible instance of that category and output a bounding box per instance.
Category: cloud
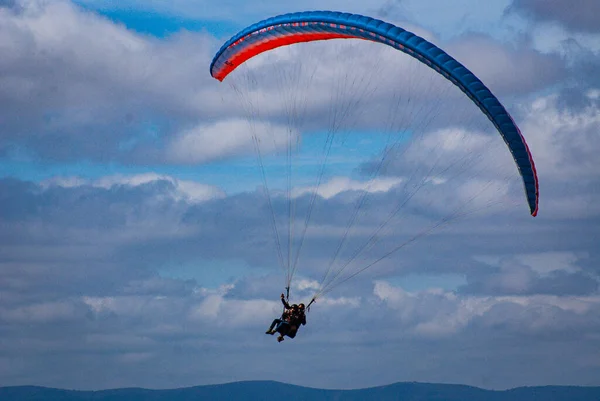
[563,42,600,90]
[519,91,600,183]
[353,124,528,222]
[374,280,600,339]
[41,173,226,203]
[0,0,228,163]
[0,300,84,324]
[508,0,600,33]
[445,32,566,96]
[291,176,402,200]
[189,295,277,328]
[459,252,599,296]
[475,251,589,275]
[166,119,296,164]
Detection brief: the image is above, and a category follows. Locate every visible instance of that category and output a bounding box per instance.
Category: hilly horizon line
[3,379,600,392]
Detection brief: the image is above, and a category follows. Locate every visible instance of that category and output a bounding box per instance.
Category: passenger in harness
[265,293,307,342]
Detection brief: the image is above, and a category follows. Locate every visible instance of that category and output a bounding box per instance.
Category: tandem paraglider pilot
[266,293,307,343]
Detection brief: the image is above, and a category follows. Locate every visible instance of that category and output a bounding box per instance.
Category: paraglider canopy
[210,10,539,216]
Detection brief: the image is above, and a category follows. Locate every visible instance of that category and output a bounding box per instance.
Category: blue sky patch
[74,1,239,38]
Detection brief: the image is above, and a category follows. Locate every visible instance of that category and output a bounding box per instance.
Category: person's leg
[276,321,290,336]
[266,319,282,334]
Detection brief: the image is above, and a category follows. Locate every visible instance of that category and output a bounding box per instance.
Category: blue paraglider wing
[210,11,539,216]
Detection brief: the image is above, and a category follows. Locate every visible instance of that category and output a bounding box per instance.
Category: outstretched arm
[280,293,291,309]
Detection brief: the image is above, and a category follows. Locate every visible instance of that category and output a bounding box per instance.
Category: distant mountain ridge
[1,380,600,401]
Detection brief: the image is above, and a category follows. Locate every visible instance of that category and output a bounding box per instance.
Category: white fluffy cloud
[166,119,296,164]
[520,91,600,180]
[374,280,600,338]
[292,176,402,200]
[0,0,229,161]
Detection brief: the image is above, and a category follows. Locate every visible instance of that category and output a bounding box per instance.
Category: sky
[1,0,599,392]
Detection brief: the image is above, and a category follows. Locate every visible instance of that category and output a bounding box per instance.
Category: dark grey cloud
[556,86,599,112]
[458,260,599,296]
[508,0,600,33]
[376,0,408,19]
[572,51,600,87]
[446,32,566,96]
[560,38,600,92]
